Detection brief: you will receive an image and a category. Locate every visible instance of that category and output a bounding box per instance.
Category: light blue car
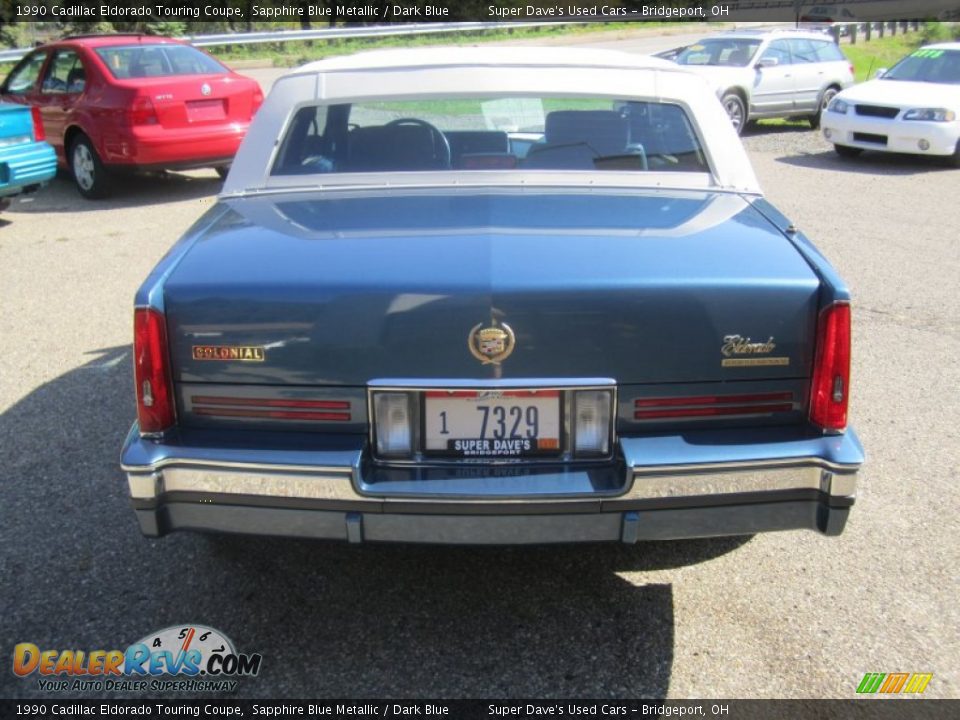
[0,101,56,212]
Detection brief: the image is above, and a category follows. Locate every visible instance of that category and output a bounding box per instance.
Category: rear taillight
[30,106,45,142]
[128,96,158,125]
[809,302,851,432]
[251,87,264,114]
[849,63,855,77]
[134,308,176,435]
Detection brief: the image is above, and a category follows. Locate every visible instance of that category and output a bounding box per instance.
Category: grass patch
[752,117,809,128]
[206,22,700,68]
[0,22,722,70]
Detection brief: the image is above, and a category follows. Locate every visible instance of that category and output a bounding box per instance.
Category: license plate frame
[186,98,227,122]
[421,389,564,459]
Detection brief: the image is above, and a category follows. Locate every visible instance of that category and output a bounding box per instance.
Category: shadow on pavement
[742,121,812,137]
[4,169,221,215]
[1,346,750,699]
[776,148,955,175]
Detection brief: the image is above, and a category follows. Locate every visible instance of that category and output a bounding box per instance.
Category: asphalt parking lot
[1,72,959,701]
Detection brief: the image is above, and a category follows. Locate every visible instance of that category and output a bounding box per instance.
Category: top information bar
[4,1,960,24]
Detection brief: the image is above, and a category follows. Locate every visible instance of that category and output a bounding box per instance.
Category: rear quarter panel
[748,196,850,306]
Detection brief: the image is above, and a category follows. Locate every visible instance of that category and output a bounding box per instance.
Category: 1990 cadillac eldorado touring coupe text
[121,48,864,544]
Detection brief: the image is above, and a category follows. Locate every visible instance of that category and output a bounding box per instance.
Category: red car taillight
[134,308,176,435]
[252,87,264,114]
[128,96,158,125]
[809,302,851,432]
[30,106,46,142]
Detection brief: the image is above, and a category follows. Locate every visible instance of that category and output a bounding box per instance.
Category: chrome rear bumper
[122,425,863,543]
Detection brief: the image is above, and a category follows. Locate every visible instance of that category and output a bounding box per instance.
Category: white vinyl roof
[292,46,680,73]
[224,47,762,196]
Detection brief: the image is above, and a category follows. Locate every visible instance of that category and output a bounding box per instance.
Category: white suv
[667,29,855,134]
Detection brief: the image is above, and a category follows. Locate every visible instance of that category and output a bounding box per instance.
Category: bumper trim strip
[627,465,855,501]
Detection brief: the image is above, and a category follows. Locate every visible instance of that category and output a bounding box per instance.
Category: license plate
[186,99,226,122]
[423,390,562,458]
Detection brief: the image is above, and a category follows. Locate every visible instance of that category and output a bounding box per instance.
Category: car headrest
[66,67,86,92]
[544,110,628,156]
[348,123,446,171]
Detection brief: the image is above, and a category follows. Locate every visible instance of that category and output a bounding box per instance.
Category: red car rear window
[94,44,226,79]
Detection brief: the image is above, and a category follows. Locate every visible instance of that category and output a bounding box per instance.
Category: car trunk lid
[0,102,38,146]
[126,75,258,129]
[162,190,821,387]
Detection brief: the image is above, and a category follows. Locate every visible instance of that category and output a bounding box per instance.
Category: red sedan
[0,34,263,198]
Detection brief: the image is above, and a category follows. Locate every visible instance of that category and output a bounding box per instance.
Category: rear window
[676,39,761,67]
[95,44,226,79]
[788,39,819,64]
[814,40,846,62]
[272,96,709,176]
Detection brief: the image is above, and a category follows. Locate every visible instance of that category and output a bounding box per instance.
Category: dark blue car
[121,48,864,545]
[0,101,56,212]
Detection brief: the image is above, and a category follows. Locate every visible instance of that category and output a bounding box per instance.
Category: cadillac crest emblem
[468,321,515,365]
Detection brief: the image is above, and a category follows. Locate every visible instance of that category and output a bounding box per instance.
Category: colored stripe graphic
[903,674,933,694]
[857,673,885,693]
[880,673,910,693]
[857,672,932,694]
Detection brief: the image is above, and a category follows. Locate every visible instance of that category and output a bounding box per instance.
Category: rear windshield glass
[272,97,709,176]
[95,44,226,79]
[676,39,761,67]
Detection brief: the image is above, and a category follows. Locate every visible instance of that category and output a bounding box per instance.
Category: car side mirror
[756,57,779,69]
[875,68,888,79]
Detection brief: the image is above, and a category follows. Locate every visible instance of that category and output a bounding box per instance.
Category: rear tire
[70,134,111,199]
[809,86,840,129]
[215,165,230,179]
[834,144,862,159]
[721,92,747,136]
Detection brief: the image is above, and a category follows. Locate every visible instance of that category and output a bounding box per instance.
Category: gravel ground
[1,101,958,701]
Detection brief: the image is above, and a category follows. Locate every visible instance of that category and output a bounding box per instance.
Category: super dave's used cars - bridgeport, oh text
[121,48,864,545]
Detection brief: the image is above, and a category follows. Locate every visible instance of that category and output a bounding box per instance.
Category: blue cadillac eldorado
[121,48,864,545]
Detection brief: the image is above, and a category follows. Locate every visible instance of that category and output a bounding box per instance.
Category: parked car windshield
[883,48,960,84]
[272,96,709,176]
[675,39,761,67]
[94,44,227,79]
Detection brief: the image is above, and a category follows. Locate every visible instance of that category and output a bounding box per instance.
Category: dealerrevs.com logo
[13,624,262,693]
